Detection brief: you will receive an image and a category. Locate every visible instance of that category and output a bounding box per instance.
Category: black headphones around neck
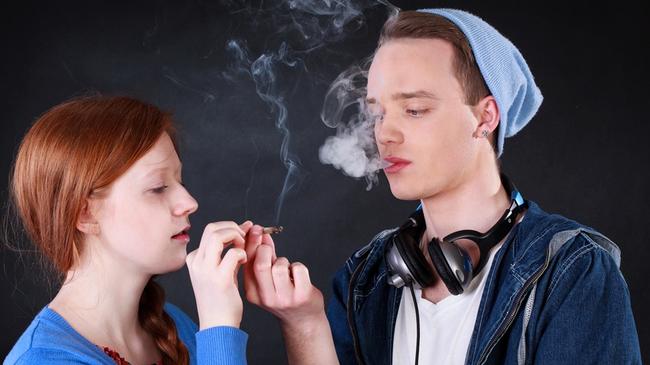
[385,174,527,295]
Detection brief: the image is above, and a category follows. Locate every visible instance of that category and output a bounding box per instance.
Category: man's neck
[419,165,510,303]
[420,167,509,243]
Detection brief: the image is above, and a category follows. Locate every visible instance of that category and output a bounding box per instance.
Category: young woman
[4,95,264,364]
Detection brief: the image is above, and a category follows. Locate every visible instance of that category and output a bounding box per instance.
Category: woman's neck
[49,243,159,363]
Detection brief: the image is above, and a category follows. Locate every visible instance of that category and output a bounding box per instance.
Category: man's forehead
[367,40,458,102]
[371,38,455,67]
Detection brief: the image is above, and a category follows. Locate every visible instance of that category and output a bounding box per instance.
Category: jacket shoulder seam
[547,240,594,297]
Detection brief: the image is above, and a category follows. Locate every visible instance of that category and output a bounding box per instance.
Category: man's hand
[243,225,339,365]
[243,225,325,325]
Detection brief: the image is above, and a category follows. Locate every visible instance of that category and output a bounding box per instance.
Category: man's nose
[375,112,403,146]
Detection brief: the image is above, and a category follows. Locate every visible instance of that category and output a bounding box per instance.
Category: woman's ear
[472,95,500,140]
[76,199,100,235]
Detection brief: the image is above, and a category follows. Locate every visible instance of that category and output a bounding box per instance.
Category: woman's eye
[151,185,168,194]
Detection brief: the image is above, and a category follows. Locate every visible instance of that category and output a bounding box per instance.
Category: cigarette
[262,226,283,235]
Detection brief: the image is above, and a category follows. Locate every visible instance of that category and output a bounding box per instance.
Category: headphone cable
[409,285,420,365]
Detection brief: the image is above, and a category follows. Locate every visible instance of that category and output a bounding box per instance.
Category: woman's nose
[174,188,198,216]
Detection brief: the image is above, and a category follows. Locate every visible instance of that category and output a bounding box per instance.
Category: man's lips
[383,157,411,173]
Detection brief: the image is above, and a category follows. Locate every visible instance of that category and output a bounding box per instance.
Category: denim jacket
[326,201,641,365]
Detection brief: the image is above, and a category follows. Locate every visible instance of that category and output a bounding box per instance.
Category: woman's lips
[383,157,411,173]
[172,232,190,242]
[172,225,190,242]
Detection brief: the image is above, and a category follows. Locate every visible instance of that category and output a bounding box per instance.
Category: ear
[76,199,100,235]
[472,95,500,139]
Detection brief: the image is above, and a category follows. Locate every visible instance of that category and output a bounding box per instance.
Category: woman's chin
[153,253,187,274]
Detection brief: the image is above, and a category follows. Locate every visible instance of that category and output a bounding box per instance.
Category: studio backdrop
[2,0,648,363]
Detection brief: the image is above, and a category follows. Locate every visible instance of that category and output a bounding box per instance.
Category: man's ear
[76,199,100,235]
[472,95,500,139]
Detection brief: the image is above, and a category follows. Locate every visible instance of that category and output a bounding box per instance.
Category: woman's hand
[186,221,252,329]
[243,225,325,327]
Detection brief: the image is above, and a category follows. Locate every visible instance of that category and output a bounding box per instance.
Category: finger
[203,228,246,264]
[290,262,312,298]
[243,225,264,287]
[218,248,247,277]
[261,234,277,261]
[244,225,264,260]
[272,257,294,296]
[206,221,247,235]
[239,220,254,233]
[186,249,198,267]
[252,244,277,303]
[198,221,245,258]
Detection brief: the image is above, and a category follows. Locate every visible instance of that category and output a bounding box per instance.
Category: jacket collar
[352,200,558,299]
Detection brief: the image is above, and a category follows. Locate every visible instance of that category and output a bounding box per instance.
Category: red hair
[10,95,189,365]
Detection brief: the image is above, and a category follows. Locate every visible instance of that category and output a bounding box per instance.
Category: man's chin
[388,184,422,201]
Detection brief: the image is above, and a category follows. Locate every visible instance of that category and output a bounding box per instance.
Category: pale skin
[244,37,511,363]
[49,133,251,364]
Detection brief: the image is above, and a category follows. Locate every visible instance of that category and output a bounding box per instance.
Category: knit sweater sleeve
[164,303,248,365]
[11,348,92,364]
[195,326,248,365]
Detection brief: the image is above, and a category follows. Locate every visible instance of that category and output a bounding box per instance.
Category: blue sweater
[4,303,247,365]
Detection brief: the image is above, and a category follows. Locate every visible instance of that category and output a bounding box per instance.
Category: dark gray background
[2,1,648,363]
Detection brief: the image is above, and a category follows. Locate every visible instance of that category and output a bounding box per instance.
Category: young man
[243,8,641,365]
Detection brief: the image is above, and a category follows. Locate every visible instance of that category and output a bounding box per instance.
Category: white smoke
[318,61,386,190]
[221,0,395,221]
[318,5,399,190]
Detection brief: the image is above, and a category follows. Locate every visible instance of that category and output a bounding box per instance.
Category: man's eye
[151,185,168,194]
[406,109,426,117]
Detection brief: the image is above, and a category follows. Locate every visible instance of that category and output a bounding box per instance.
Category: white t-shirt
[391,241,503,365]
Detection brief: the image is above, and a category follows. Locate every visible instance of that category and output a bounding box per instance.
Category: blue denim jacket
[326,201,641,365]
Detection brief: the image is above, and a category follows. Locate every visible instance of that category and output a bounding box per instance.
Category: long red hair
[10,95,189,365]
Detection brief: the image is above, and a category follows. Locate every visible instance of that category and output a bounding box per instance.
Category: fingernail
[251,225,263,235]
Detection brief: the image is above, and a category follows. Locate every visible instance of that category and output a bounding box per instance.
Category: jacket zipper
[475,253,551,365]
[347,258,368,365]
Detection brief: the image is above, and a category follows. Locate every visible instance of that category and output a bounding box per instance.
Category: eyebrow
[366,90,439,104]
[143,164,182,178]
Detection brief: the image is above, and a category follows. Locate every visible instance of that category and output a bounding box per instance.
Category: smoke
[318,62,385,190]
[221,0,396,221]
[225,40,304,224]
[318,5,398,190]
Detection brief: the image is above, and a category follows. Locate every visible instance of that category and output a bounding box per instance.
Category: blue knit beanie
[417,8,543,157]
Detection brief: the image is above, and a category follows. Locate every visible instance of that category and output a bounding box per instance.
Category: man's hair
[378,11,490,106]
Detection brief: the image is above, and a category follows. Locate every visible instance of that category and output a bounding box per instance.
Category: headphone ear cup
[394,233,436,288]
[427,239,465,295]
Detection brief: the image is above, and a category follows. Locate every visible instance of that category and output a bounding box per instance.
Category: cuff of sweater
[196,326,248,365]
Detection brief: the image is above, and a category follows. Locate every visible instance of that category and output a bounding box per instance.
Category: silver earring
[481,130,489,138]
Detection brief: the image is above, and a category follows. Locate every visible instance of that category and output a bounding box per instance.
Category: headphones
[385,174,527,295]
